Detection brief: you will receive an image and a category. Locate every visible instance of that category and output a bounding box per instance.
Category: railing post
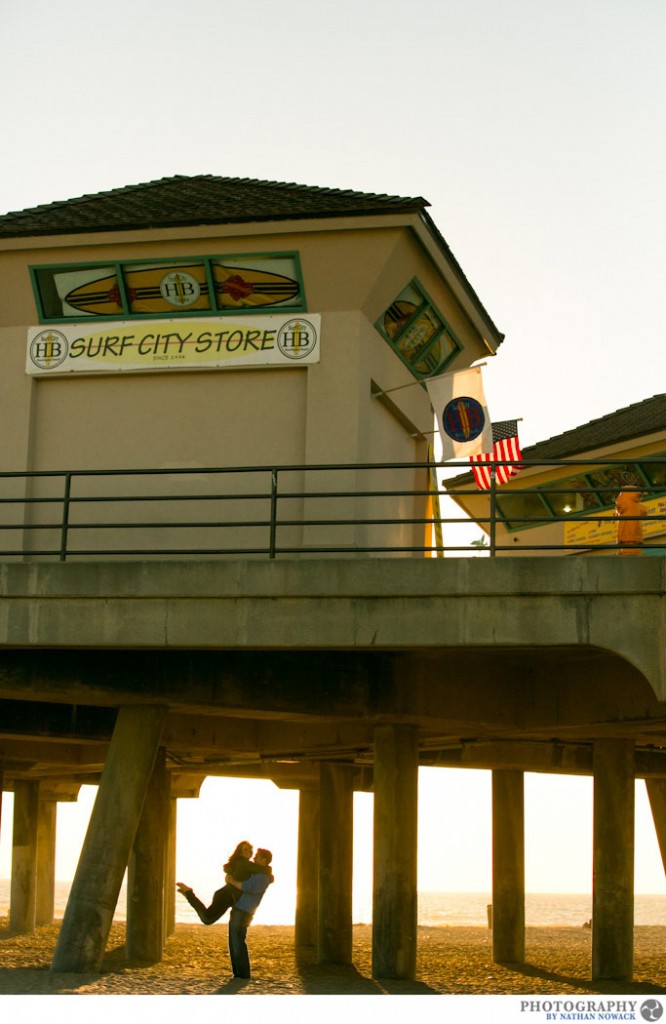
[489,466,497,557]
[59,473,72,562]
[269,468,278,559]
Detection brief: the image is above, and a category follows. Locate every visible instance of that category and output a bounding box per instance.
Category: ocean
[3,882,666,927]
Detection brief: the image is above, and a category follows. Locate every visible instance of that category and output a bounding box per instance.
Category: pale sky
[1,0,665,918]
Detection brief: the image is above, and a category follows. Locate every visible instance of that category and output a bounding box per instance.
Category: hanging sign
[26,313,320,376]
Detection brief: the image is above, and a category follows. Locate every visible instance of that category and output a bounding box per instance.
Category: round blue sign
[442,397,486,442]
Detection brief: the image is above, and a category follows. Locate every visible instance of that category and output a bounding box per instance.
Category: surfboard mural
[37,256,304,319]
[379,278,460,378]
[383,299,444,374]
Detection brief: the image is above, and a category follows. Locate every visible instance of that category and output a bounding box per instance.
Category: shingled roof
[447,393,666,486]
[0,174,429,239]
[522,392,666,460]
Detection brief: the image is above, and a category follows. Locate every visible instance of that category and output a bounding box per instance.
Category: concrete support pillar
[127,747,169,961]
[165,794,177,937]
[51,705,167,973]
[0,759,4,887]
[35,797,57,926]
[372,724,419,980]
[492,769,525,964]
[592,739,635,982]
[295,787,320,948]
[645,779,666,874]
[10,779,39,933]
[318,762,354,964]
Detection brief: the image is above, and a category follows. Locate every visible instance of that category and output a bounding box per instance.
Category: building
[444,393,666,556]
[0,177,663,987]
[0,174,502,560]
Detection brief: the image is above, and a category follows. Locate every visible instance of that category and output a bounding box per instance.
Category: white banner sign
[26,314,321,376]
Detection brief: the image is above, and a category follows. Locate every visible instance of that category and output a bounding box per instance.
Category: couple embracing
[177,840,273,979]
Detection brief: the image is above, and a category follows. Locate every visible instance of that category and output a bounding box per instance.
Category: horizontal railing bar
[1,513,664,530]
[2,484,659,503]
[0,454,662,481]
[43,520,273,531]
[0,456,661,560]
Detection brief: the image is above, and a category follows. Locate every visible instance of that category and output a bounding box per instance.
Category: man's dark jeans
[228,908,254,978]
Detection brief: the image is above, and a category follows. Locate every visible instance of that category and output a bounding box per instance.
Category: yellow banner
[564,495,666,547]
[26,315,320,376]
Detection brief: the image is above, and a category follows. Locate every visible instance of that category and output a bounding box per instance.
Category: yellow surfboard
[64,263,301,316]
[213,264,300,309]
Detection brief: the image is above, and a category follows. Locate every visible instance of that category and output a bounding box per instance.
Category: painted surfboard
[212,264,300,309]
[63,263,301,316]
[383,300,442,371]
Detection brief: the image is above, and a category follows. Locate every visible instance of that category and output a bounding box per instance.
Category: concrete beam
[35,798,56,926]
[169,773,205,799]
[592,740,635,982]
[165,795,177,937]
[295,788,319,948]
[424,741,666,779]
[645,779,666,874]
[492,770,525,964]
[0,737,107,770]
[127,748,169,962]
[10,779,39,933]
[0,558,662,695]
[0,645,659,740]
[372,724,418,980]
[50,705,167,973]
[318,763,354,964]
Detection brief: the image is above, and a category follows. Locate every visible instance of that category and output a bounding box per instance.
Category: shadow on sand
[500,959,666,996]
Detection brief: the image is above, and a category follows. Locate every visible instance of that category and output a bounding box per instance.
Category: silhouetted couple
[177,840,273,979]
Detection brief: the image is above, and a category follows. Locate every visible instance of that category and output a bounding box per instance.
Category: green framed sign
[30,251,306,324]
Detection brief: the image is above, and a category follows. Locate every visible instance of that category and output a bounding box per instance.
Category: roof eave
[0,202,430,242]
[414,210,504,354]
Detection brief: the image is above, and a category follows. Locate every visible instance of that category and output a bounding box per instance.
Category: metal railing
[0,457,662,560]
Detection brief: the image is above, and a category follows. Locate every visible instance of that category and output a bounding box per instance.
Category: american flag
[470,420,522,490]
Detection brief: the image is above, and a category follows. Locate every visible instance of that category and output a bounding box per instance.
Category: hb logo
[277,318,318,359]
[30,330,69,369]
[159,270,201,308]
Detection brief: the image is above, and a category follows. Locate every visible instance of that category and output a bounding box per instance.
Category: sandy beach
[1,919,665,996]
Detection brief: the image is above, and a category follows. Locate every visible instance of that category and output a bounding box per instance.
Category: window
[376,280,460,379]
[497,457,665,532]
[584,463,644,504]
[538,474,602,517]
[30,252,306,323]
[495,491,551,531]
[642,459,666,491]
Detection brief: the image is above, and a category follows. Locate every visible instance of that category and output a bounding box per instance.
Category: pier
[1,554,664,981]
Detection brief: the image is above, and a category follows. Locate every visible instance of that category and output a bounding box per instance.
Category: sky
[1,0,665,933]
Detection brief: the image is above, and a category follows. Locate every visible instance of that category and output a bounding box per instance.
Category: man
[226,848,273,979]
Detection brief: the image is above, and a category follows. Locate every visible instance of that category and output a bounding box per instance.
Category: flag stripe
[470,421,522,490]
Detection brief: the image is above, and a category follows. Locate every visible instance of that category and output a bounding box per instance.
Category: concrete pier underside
[0,557,665,981]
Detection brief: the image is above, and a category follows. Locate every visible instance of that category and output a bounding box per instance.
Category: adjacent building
[445,393,666,556]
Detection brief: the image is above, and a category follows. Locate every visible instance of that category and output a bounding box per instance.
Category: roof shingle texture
[0,174,429,239]
[523,392,666,459]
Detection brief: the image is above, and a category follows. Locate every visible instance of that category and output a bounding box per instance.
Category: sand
[1,918,666,996]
